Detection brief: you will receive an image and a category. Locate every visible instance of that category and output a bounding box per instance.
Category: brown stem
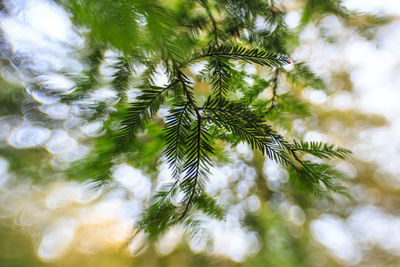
[266,68,279,113]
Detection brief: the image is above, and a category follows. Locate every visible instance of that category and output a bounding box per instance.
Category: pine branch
[203,98,295,167]
[286,62,327,91]
[200,58,232,98]
[211,61,230,98]
[192,193,224,220]
[152,181,179,205]
[290,161,350,200]
[138,201,177,240]
[163,103,193,178]
[292,140,352,159]
[202,97,350,199]
[176,71,200,115]
[266,68,280,113]
[179,45,289,69]
[255,93,311,130]
[112,57,131,101]
[173,70,214,220]
[241,75,271,105]
[117,81,177,142]
[179,118,214,220]
[201,45,289,67]
[197,0,219,40]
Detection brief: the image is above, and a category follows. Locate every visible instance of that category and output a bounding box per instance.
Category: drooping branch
[175,70,213,220]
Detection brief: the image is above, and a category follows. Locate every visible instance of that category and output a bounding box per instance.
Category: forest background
[1,0,400,266]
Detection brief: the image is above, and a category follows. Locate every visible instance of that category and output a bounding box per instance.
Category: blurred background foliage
[0,0,400,266]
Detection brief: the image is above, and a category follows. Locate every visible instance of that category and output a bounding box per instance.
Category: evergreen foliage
[4,0,390,241]
[54,0,358,238]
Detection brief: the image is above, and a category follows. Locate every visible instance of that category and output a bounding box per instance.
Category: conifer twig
[201,0,219,40]
[176,70,203,221]
[266,68,279,113]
